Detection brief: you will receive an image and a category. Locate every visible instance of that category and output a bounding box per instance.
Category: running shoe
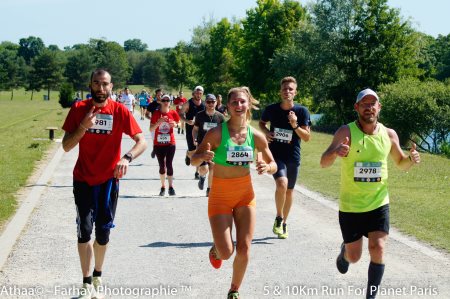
[151,150,156,159]
[181,129,184,134]
[227,290,240,299]
[336,242,349,274]
[278,223,288,239]
[177,128,180,134]
[195,171,200,180]
[92,276,105,299]
[272,216,283,235]
[198,176,206,190]
[209,245,222,269]
[185,155,190,166]
[159,187,165,196]
[206,187,210,197]
[77,283,93,299]
[168,187,176,196]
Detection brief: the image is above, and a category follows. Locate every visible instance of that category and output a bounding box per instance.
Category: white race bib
[89,114,113,134]
[354,162,382,182]
[157,133,170,143]
[203,122,217,131]
[274,127,293,143]
[226,146,253,165]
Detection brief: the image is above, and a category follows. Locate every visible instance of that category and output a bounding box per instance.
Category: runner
[150,94,180,196]
[138,89,150,120]
[119,87,135,113]
[62,69,147,299]
[320,88,421,299]
[191,86,276,299]
[192,94,225,196]
[146,88,163,159]
[173,91,187,134]
[179,86,205,179]
[259,76,311,239]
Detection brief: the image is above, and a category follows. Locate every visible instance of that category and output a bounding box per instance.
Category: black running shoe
[198,176,206,190]
[159,187,165,196]
[206,187,210,197]
[195,172,200,180]
[151,150,156,159]
[185,155,190,166]
[336,242,349,274]
[168,187,176,196]
[177,128,180,134]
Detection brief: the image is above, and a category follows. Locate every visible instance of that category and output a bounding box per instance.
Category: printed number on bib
[203,122,217,131]
[354,162,382,182]
[89,114,113,134]
[274,127,292,143]
[157,134,170,143]
[226,146,253,165]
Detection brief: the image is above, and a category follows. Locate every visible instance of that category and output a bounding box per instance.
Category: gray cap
[356,88,379,103]
[205,94,216,101]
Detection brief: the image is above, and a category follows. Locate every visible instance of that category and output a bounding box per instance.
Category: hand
[256,152,270,175]
[114,158,129,179]
[409,143,420,164]
[202,142,215,162]
[81,106,99,129]
[265,130,275,143]
[288,111,297,127]
[336,137,350,157]
[187,120,195,126]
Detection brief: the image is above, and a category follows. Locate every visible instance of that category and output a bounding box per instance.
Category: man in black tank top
[178,86,206,178]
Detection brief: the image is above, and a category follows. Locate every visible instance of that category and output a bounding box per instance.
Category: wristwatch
[123,153,133,163]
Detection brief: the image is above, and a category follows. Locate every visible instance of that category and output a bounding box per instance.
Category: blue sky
[1,0,449,50]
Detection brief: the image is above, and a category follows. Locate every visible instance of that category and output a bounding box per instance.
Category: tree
[18,36,45,64]
[433,34,450,81]
[30,49,64,100]
[0,42,26,100]
[236,0,306,99]
[64,47,95,97]
[165,42,196,92]
[142,51,167,88]
[124,39,148,52]
[59,82,75,108]
[89,39,131,87]
[126,50,147,85]
[380,78,450,153]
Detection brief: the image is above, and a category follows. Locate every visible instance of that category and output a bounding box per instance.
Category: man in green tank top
[320,88,421,299]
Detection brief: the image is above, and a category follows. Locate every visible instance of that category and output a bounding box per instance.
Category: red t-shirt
[151,110,180,146]
[62,99,142,185]
[173,97,187,113]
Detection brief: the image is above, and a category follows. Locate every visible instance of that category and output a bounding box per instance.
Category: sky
[1,0,449,50]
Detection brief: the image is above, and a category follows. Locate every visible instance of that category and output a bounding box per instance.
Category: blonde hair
[227,86,259,122]
[280,76,297,86]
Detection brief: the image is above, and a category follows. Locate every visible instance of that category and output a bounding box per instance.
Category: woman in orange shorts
[191,87,276,299]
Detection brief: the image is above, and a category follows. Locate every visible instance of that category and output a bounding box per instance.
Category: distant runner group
[62,69,420,299]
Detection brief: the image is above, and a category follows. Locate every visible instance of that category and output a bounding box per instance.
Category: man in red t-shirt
[173,91,187,134]
[62,69,147,296]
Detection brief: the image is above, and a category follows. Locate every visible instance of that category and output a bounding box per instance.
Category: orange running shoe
[209,245,222,269]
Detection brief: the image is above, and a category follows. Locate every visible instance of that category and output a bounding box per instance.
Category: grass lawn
[251,121,450,252]
[0,89,67,228]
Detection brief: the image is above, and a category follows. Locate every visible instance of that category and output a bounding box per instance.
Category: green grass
[251,121,450,252]
[0,89,67,228]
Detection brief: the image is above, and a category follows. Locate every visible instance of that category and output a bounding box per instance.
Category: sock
[83,276,92,284]
[93,269,102,277]
[367,262,385,299]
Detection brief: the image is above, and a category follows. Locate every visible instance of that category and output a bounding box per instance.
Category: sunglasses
[161,99,170,102]
[206,101,216,104]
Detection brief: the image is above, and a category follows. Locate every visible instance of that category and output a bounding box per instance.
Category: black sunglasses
[206,101,216,104]
[161,99,170,102]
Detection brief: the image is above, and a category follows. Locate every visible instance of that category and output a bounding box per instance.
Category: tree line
[0,0,449,155]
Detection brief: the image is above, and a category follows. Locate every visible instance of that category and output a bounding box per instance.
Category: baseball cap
[205,94,216,101]
[194,86,204,92]
[161,94,170,100]
[356,88,379,103]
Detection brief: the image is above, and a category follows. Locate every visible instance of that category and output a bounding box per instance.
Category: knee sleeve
[95,229,110,245]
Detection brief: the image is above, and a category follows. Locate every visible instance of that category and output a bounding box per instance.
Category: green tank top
[340,121,391,212]
[213,122,255,168]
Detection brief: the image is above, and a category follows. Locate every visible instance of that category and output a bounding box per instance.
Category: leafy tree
[126,50,147,85]
[64,47,94,97]
[165,42,196,92]
[30,49,64,100]
[142,51,167,88]
[236,0,306,99]
[89,39,131,87]
[380,78,450,153]
[59,82,75,108]
[0,42,26,100]
[18,36,45,64]
[124,39,148,52]
[433,34,450,81]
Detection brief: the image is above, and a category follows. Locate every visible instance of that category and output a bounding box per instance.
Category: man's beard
[91,89,109,103]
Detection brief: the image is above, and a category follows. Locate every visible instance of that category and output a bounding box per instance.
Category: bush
[59,82,75,108]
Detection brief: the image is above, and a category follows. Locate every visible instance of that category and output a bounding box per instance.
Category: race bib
[178,105,183,110]
[354,162,382,182]
[157,134,170,143]
[88,114,113,134]
[274,127,293,143]
[203,122,217,131]
[226,146,254,165]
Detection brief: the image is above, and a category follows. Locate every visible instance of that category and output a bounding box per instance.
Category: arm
[253,130,277,175]
[288,111,311,142]
[258,120,274,143]
[191,127,220,166]
[192,125,199,147]
[62,106,98,152]
[178,102,190,123]
[387,128,420,170]
[113,133,147,178]
[320,125,350,168]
